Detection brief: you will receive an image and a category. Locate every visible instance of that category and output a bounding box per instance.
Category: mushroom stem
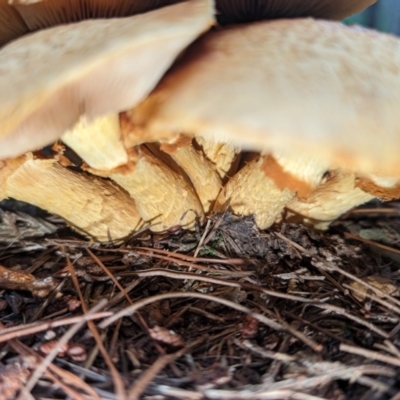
[194,136,240,180]
[0,154,141,241]
[160,135,222,213]
[62,114,128,170]
[286,171,374,229]
[93,146,204,232]
[215,155,295,229]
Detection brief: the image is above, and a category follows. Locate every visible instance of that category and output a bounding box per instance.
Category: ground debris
[0,264,58,297]
[0,204,63,252]
[0,207,399,399]
[0,356,36,400]
[349,275,400,302]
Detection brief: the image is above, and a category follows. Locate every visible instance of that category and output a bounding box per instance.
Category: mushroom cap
[0,0,214,159]
[1,0,375,46]
[0,0,28,46]
[216,0,377,24]
[7,0,181,31]
[131,18,400,177]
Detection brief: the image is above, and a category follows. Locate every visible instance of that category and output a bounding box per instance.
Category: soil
[0,200,399,400]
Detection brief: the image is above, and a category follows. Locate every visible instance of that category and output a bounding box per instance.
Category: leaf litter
[0,200,399,399]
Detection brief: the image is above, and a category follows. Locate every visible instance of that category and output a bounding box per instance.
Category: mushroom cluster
[1,0,399,241]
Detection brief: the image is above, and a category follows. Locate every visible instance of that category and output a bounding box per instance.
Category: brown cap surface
[0,0,214,160]
[131,18,400,177]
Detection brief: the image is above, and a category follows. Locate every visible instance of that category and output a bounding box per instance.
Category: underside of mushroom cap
[215,0,376,24]
[0,0,28,46]
[1,0,374,47]
[8,0,183,31]
[0,0,214,160]
[130,18,400,177]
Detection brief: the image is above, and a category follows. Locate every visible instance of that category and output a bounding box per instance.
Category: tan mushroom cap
[0,0,214,160]
[131,18,400,178]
